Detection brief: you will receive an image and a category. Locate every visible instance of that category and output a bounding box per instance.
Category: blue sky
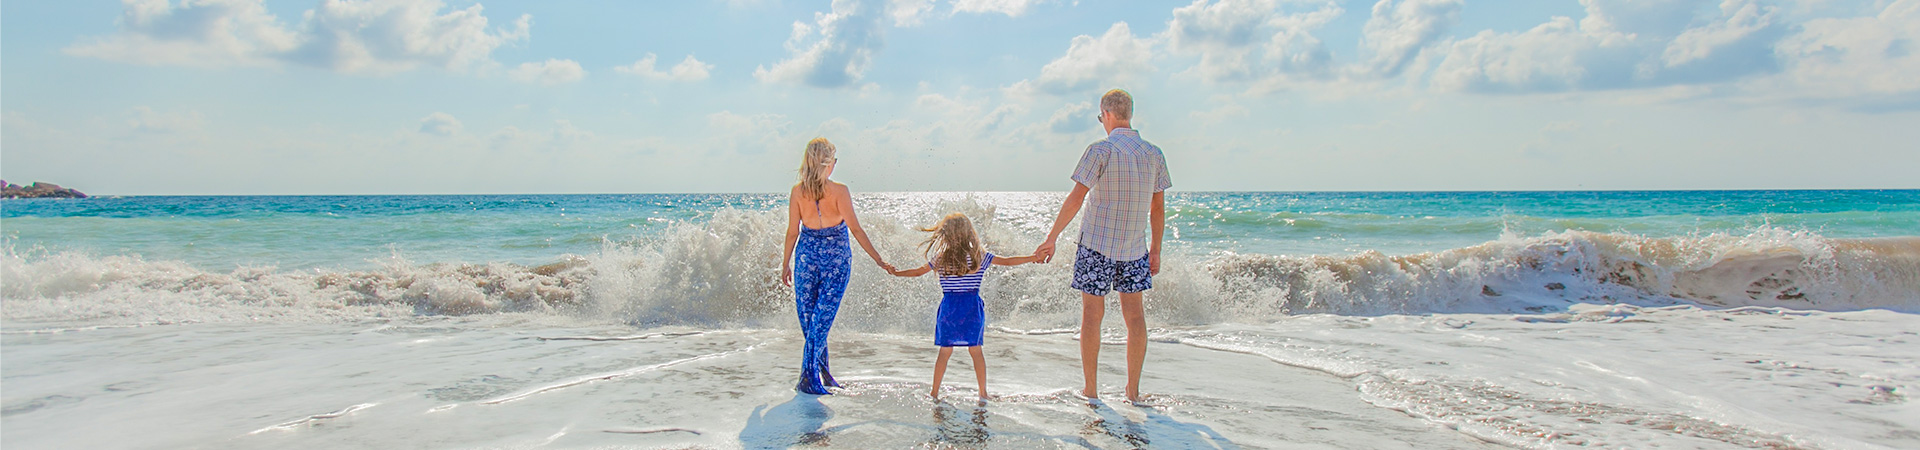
[3,0,1916,194]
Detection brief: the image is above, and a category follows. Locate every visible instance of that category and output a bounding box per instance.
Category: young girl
[886,213,1041,399]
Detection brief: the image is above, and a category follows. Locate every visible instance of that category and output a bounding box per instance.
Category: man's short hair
[1101,89,1133,121]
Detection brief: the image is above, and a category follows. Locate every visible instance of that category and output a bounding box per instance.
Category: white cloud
[1359,0,1463,78]
[616,53,714,81]
[1662,0,1777,66]
[1429,16,1622,92]
[1766,0,1920,100]
[753,0,1018,86]
[951,0,1048,17]
[889,0,937,26]
[64,0,298,68]
[1023,22,1156,95]
[128,106,206,134]
[509,59,586,85]
[1428,0,1790,93]
[755,0,889,88]
[418,112,462,136]
[66,0,530,75]
[912,92,1026,138]
[1044,101,1096,134]
[1163,0,1343,84]
[1580,0,1709,38]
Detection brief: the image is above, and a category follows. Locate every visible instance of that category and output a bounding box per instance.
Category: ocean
[3,191,1916,449]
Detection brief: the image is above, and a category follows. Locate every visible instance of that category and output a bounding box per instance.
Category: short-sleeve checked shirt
[1070,128,1172,261]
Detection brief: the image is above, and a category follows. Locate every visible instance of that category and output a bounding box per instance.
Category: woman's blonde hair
[921,213,985,277]
[797,137,837,201]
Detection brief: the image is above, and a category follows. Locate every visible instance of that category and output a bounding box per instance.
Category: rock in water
[1,181,89,199]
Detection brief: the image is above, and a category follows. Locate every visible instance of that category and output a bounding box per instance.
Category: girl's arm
[839,184,893,272]
[889,264,933,277]
[781,186,802,286]
[992,252,1044,266]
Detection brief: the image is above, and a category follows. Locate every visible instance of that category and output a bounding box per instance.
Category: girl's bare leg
[932,347,954,398]
[968,346,988,399]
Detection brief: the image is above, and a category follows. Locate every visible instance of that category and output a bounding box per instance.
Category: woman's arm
[839,184,894,272]
[781,186,801,286]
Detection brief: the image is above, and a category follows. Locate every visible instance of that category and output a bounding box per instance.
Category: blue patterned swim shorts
[1071,244,1152,296]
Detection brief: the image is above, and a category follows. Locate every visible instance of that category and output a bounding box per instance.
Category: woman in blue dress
[781,137,891,395]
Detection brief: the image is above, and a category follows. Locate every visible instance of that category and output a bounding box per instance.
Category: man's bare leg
[1080,292,1106,398]
[1118,291,1147,401]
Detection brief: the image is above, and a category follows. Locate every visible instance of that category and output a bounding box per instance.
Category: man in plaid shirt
[1036,89,1172,402]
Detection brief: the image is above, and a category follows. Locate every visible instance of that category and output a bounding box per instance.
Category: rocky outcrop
[1,181,89,199]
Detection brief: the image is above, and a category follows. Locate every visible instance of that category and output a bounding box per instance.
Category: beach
[3,191,1917,448]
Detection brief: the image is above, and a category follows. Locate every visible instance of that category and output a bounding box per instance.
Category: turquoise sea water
[6,190,1915,271]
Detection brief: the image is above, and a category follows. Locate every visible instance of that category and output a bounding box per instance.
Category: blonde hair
[797,137,837,201]
[921,213,985,277]
[1101,89,1133,121]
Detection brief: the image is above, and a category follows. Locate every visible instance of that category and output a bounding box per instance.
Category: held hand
[1149,251,1161,276]
[782,265,794,287]
[1035,240,1057,264]
[879,261,897,274]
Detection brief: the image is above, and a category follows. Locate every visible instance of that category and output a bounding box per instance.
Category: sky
[2,0,1917,195]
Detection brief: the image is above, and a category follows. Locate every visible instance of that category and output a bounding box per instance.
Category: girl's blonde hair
[921,213,985,277]
[797,137,837,201]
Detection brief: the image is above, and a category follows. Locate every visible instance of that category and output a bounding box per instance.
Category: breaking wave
[5,204,1917,328]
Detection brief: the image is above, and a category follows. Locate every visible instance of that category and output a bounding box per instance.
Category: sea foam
[6,204,1916,328]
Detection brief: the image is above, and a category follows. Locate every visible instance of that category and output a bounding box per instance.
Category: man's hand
[1148,251,1160,275]
[1036,239,1057,264]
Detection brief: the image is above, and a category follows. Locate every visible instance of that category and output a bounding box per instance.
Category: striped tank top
[933,253,995,293]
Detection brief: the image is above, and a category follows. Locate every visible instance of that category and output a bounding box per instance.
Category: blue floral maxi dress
[793,221,850,395]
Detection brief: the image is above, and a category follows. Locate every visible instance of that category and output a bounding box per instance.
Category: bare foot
[929,389,940,399]
[1079,388,1098,399]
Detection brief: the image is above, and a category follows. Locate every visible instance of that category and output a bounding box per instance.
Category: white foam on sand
[1167,306,1920,449]
[3,305,1915,449]
[0,320,1498,449]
